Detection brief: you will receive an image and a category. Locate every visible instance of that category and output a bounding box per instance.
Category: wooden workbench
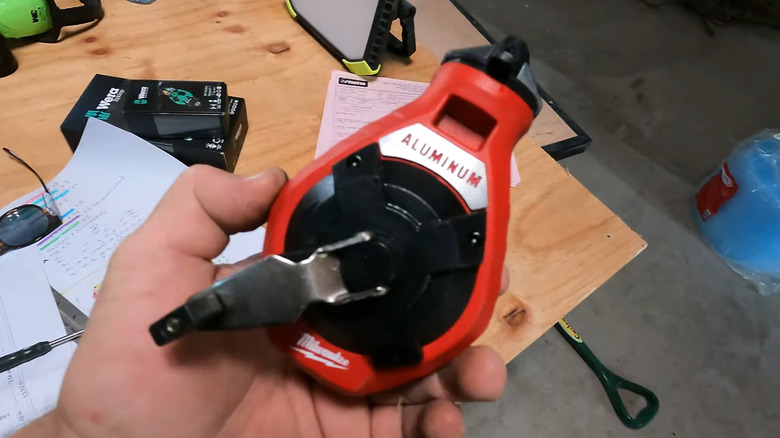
[0,0,645,363]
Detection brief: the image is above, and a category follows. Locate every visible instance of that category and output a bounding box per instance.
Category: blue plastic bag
[694,130,780,295]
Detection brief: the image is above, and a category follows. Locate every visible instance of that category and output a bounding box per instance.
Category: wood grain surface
[0,0,645,363]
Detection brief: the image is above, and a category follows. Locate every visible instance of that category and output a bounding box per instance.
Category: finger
[135,165,287,260]
[311,385,371,438]
[214,252,266,280]
[372,346,507,405]
[500,265,510,295]
[402,400,464,438]
[371,405,403,438]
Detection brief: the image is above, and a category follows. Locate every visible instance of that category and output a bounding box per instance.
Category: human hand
[18,166,508,438]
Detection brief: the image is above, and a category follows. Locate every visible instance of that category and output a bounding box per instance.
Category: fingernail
[247,171,268,180]
[248,168,288,183]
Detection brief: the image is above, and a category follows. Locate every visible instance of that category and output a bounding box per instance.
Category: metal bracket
[150,232,388,346]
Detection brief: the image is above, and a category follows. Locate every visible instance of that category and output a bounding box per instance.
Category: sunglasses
[0,148,63,257]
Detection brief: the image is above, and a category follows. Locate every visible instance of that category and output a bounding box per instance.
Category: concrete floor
[455,0,780,436]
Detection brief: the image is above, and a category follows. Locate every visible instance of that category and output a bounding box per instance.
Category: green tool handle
[0,342,52,373]
[555,318,659,430]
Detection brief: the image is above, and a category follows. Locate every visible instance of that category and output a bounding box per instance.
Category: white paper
[213,227,266,265]
[31,120,189,314]
[0,120,269,434]
[0,249,76,437]
[2,119,265,316]
[315,70,521,186]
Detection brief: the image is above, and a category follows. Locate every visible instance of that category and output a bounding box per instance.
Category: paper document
[1,119,265,316]
[315,70,521,186]
[0,249,76,437]
[33,119,188,314]
[0,120,267,434]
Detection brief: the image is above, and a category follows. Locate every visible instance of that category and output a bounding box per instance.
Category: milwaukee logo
[379,124,488,210]
[338,77,368,87]
[291,333,350,370]
[399,133,483,188]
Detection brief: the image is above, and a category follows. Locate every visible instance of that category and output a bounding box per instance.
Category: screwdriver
[0,330,83,373]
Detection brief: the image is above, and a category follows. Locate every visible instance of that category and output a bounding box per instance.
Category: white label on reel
[378,124,488,210]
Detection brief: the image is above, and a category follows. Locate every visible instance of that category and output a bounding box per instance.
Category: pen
[0,330,83,373]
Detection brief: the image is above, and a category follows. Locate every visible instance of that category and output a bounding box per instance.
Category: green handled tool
[555,318,659,429]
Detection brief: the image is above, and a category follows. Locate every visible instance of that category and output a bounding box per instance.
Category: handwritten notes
[19,120,184,315]
[2,120,267,317]
[0,120,270,434]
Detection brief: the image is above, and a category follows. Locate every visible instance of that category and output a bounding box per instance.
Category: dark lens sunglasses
[0,148,63,257]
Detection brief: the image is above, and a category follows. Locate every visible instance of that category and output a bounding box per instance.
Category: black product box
[145,97,247,172]
[61,74,129,150]
[61,74,229,149]
[123,80,229,138]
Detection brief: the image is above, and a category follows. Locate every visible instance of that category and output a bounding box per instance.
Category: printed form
[315,70,521,186]
[0,249,75,437]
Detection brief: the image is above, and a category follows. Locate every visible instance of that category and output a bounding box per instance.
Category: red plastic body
[266,62,536,394]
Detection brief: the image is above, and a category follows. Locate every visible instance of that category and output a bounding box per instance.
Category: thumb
[136,165,287,260]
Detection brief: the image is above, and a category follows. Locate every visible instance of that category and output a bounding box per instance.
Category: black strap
[0,35,19,78]
[57,0,105,27]
[39,0,104,42]
[387,0,416,58]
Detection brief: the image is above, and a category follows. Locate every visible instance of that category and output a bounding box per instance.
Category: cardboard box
[60,75,245,172]
[61,74,129,150]
[145,97,248,172]
[123,80,229,138]
[61,74,229,148]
